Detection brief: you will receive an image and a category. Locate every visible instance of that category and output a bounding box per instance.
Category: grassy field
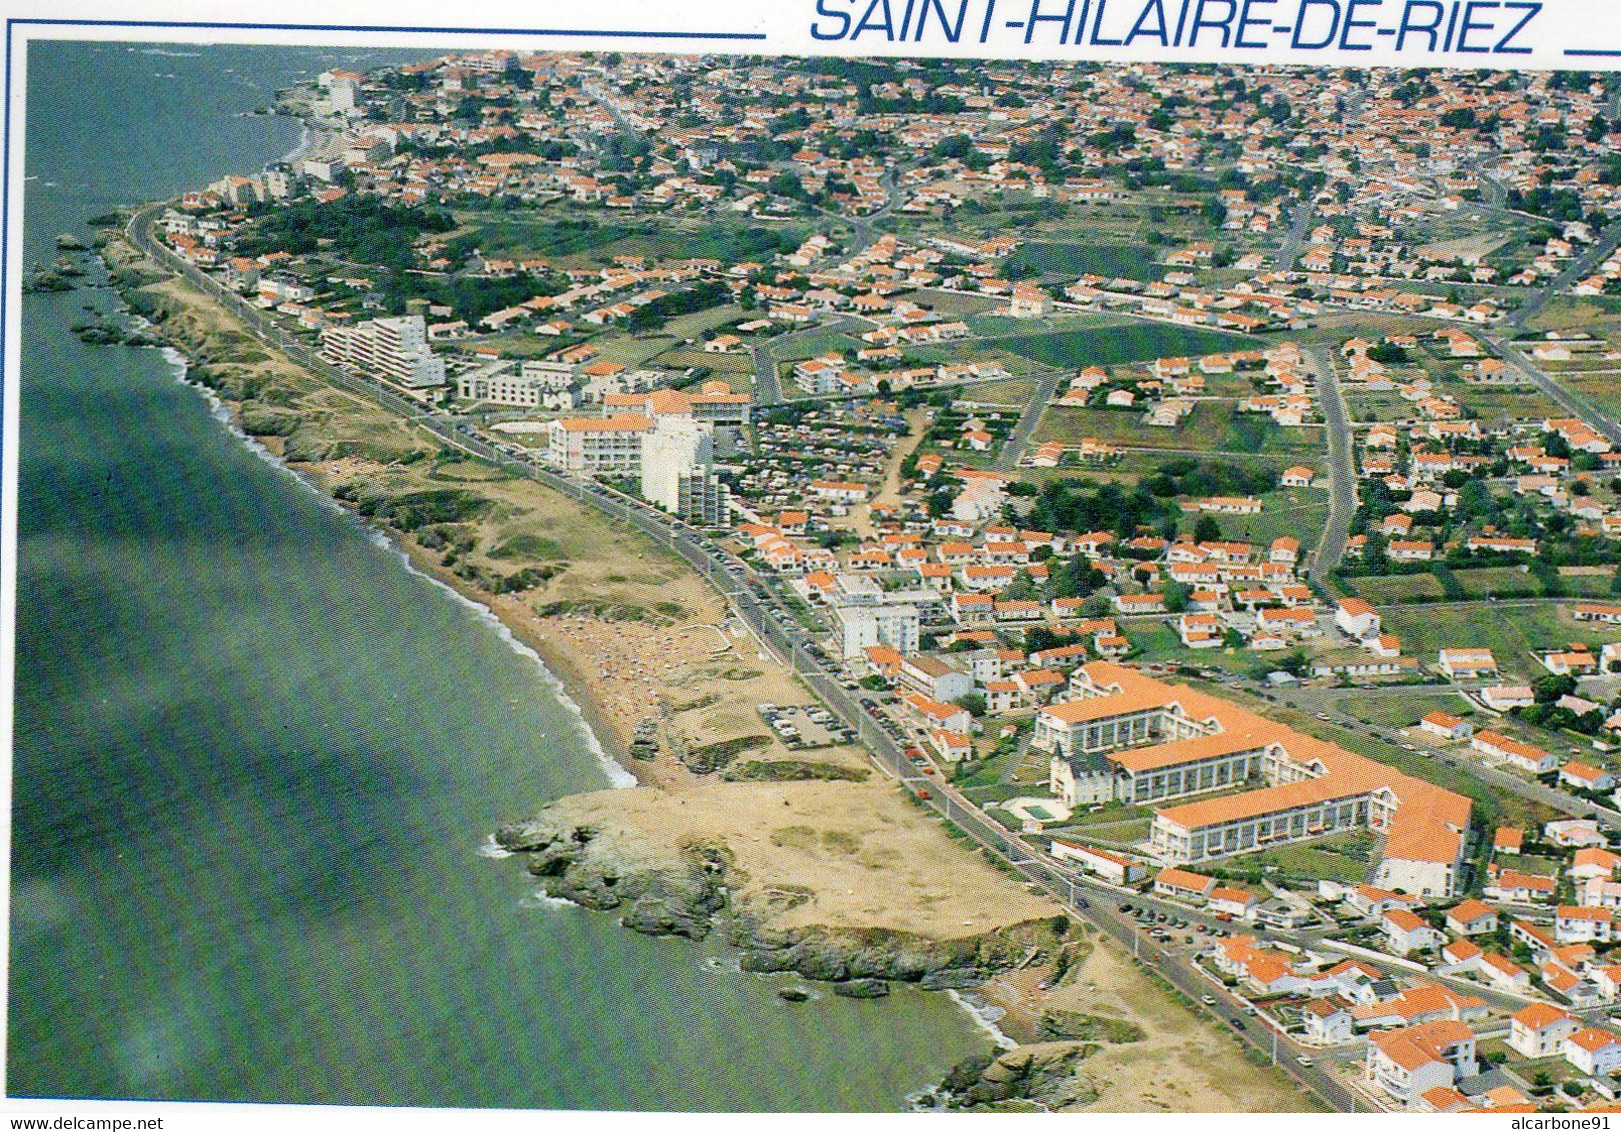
[1349,573,1449,604]
[1218,494,1331,550]
[1342,392,1414,424]
[987,322,1249,369]
[1128,624,1261,675]
[1449,384,1562,425]
[1379,603,1620,680]
[770,328,869,363]
[907,288,1006,317]
[1545,368,1621,422]
[455,211,816,268]
[656,346,754,376]
[1454,566,1544,599]
[958,377,1035,405]
[1328,691,1477,731]
[1219,831,1377,886]
[1006,240,1164,283]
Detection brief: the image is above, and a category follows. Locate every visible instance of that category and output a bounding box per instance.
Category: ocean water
[8,40,988,1109]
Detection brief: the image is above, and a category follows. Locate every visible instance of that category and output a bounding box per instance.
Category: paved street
[1305,345,1356,591]
[992,365,1066,472]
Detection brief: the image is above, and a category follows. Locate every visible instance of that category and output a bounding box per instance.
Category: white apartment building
[546,414,654,474]
[456,360,578,409]
[321,315,445,388]
[835,602,920,660]
[640,417,728,525]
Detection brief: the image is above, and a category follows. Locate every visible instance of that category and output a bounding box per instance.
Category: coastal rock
[24,270,75,294]
[733,916,1068,989]
[497,808,725,941]
[831,978,890,999]
[777,987,811,1002]
[934,1042,1099,1111]
[499,808,1071,988]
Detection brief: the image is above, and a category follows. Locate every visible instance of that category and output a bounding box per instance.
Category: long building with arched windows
[1036,663,1473,897]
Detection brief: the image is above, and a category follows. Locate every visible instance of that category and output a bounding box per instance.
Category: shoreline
[91,194,1324,1114]
[151,331,645,791]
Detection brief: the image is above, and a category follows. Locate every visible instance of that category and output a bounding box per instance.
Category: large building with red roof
[1037,663,1472,896]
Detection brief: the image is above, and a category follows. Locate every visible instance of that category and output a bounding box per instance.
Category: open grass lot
[1030,401,1325,459]
[966,314,1032,336]
[588,331,691,368]
[1528,295,1621,336]
[1379,603,1621,680]
[770,328,868,363]
[1006,240,1164,283]
[1342,392,1415,424]
[655,304,755,343]
[1537,355,1621,374]
[1559,569,1618,598]
[1218,493,1330,550]
[988,321,1250,369]
[903,336,1050,375]
[1454,566,1544,599]
[1449,384,1563,425]
[656,346,754,376]
[454,209,817,268]
[958,377,1035,405]
[1282,313,1441,346]
[1546,368,1621,423]
[1128,624,1260,675]
[1328,691,1476,731]
[1221,831,1377,886]
[905,288,1006,317]
[1034,404,1172,447]
[1348,573,1448,603]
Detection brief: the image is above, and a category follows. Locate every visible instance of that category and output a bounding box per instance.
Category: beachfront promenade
[128,201,1361,1112]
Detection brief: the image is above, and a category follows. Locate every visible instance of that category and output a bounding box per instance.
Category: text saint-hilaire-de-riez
[810,0,1543,57]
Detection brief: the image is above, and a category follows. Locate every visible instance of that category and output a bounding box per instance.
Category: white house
[1384,908,1445,956]
[1365,1021,1477,1110]
[1510,1004,1580,1058]
[1302,997,1355,1045]
[1049,841,1146,886]
[1420,712,1473,742]
[1565,1027,1621,1077]
[1335,598,1381,640]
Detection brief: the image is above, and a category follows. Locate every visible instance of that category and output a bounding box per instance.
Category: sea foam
[946,990,1018,1051]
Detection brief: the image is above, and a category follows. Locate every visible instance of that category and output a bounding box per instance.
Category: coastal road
[131,204,1353,1110]
[1304,345,1356,593]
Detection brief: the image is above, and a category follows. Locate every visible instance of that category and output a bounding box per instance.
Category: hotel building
[1038,663,1472,896]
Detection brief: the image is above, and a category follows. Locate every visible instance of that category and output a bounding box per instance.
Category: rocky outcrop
[732,916,1069,991]
[497,805,1072,994]
[497,808,726,941]
[932,1043,1100,1111]
[831,978,890,999]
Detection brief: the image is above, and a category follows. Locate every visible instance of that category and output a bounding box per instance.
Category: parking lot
[757,703,854,749]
